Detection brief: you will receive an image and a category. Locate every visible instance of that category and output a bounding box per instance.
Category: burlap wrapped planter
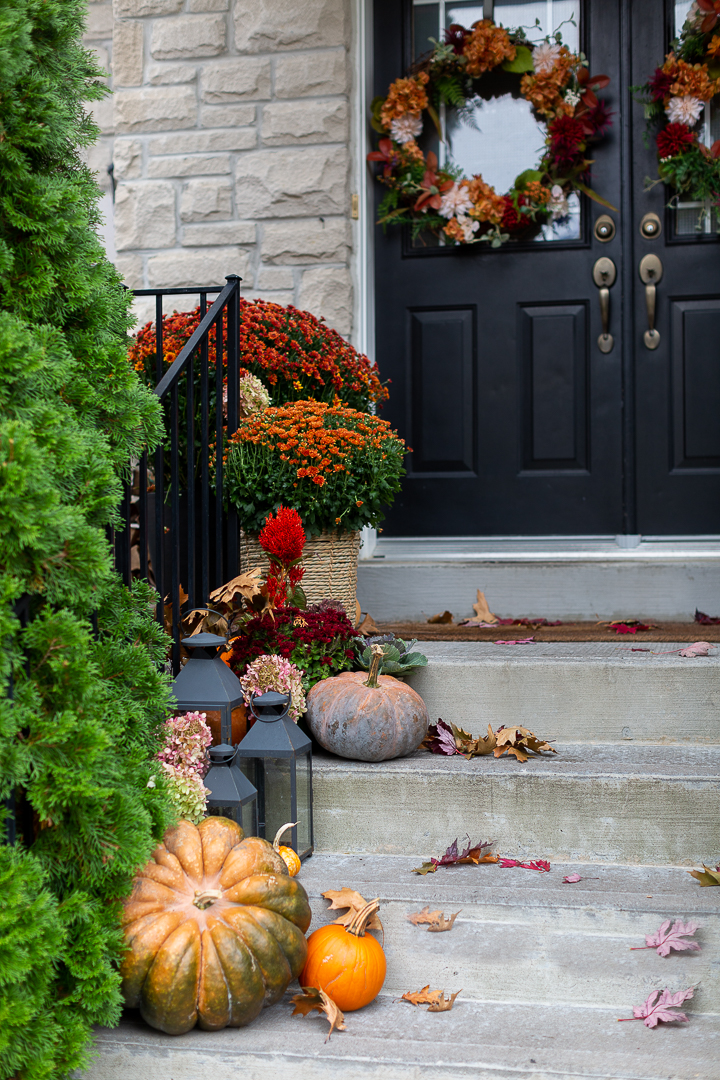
[239,529,361,618]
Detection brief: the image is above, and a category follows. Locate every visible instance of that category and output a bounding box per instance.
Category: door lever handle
[592,257,617,353]
[639,254,662,349]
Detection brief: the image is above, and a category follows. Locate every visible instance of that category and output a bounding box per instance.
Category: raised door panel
[671,300,720,470]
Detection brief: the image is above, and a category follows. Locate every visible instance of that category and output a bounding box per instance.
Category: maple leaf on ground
[428,990,462,1012]
[413,835,497,875]
[619,986,694,1028]
[609,620,655,634]
[407,906,461,932]
[458,589,498,626]
[499,858,551,872]
[495,637,535,645]
[631,919,701,957]
[322,888,384,940]
[291,987,346,1042]
[679,641,715,657]
[695,608,720,625]
[688,864,720,887]
[563,873,582,883]
[401,986,462,1011]
[493,726,557,763]
[420,720,496,759]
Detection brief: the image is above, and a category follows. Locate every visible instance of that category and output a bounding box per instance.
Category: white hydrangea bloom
[548,183,569,220]
[455,215,480,242]
[533,41,563,74]
[564,89,581,108]
[439,182,473,219]
[390,113,423,144]
[666,95,703,126]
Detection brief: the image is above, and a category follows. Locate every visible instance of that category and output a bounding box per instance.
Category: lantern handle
[183,608,228,640]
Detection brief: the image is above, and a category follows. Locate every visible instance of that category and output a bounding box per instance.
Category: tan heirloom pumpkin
[306,645,428,761]
[120,817,311,1035]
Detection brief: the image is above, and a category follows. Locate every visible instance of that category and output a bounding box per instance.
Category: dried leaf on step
[420,719,497,759]
[608,620,655,635]
[427,911,461,932]
[407,906,461,932]
[401,985,444,1006]
[459,590,498,626]
[620,986,693,1028]
[679,641,715,657]
[688,864,720,887]
[357,611,379,634]
[427,610,454,624]
[493,725,557,762]
[291,987,346,1041]
[413,835,497,874]
[563,873,582,883]
[499,857,551,872]
[632,919,701,957]
[322,887,384,936]
[210,569,263,605]
[427,990,462,1012]
[695,609,720,625]
[494,637,535,645]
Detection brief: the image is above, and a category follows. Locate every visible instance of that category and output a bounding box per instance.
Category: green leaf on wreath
[370,95,386,134]
[708,61,720,79]
[426,102,443,140]
[501,45,534,73]
[514,168,543,190]
[574,180,618,211]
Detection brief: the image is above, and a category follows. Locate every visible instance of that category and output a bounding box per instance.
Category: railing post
[225,275,241,578]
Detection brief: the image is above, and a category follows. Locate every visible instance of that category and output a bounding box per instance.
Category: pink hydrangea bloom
[240,654,306,721]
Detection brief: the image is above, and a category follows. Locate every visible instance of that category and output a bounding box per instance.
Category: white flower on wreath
[563,88,581,108]
[666,95,703,126]
[439,182,473,219]
[454,215,480,242]
[548,183,569,220]
[533,41,563,74]
[390,113,423,144]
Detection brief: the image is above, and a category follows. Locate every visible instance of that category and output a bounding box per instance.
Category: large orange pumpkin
[306,646,428,761]
[300,899,386,1010]
[120,817,311,1034]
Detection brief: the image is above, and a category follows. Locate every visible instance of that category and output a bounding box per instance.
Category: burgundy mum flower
[649,66,674,102]
[500,195,524,231]
[586,100,614,136]
[444,23,470,54]
[548,115,587,169]
[656,122,696,158]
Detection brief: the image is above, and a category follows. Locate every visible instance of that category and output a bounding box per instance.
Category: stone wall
[83,1,115,258]
[110,0,355,336]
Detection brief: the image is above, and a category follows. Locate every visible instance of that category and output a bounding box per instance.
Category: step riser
[308,898,719,1012]
[357,558,720,622]
[406,660,720,744]
[313,765,720,865]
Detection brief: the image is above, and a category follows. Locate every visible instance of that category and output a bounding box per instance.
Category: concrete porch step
[405,641,720,744]
[312,744,720,865]
[299,854,720,1012]
[82,991,720,1080]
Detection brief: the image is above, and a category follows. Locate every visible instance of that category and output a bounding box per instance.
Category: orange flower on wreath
[524,180,551,205]
[664,57,719,101]
[467,175,506,224]
[464,19,516,75]
[708,34,720,58]
[380,73,430,126]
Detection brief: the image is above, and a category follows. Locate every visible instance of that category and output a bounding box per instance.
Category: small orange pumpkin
[300,899,386,1011]
[273,822,301,877]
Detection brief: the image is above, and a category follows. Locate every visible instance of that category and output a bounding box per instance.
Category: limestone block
[151,15,226,60]
[147,153,231,178]
[262,99,348,146]
[81,137,114,191]
[180,177,233,221]
[200,104,257,128]
[91,45,110,79]
[85,3,113,39]
[149,129,254,154]
[89,96,114,137]
[113,138,143,180]
[187,0,228,8]
[256,266,294,290]
[233,0,348,52]
[114,86,197,132]
[261,217,349,264]
[242,289,295,306]
[113,20,144,87]
[147,247,250,287]
[115,181,176,250]
[113,0,182,16]
[274,49,348,98]
[113,253,144,289]
[233,146,348,219]
[298,266,352,335]
[200,59,271,102]
[182,222,256,246]
[148,63,197,85]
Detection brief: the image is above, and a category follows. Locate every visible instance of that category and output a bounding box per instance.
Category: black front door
[372,0,720,536]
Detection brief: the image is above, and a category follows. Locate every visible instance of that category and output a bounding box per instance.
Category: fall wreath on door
[368,20,614,248]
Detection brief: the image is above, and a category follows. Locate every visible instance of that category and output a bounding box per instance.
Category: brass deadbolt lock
[594,215,616,242]
[640,212,662,239]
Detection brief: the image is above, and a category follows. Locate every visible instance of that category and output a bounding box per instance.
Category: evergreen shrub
[0,3,175,1076]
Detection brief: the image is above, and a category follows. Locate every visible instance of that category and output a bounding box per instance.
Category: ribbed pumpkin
[306,645,428,761]
[300,899,386,1011]
[120,817,311,1035]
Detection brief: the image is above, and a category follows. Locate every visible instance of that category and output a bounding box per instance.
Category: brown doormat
[375,621,720,643]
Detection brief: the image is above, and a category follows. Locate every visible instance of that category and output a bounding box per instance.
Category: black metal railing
[113,275,242,671]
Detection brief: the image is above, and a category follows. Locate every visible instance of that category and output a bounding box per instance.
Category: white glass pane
[446,93,545,193]
[413,3,439,60]
[675,0,695,35]
[493,1,579,50]
[446,2,485,28]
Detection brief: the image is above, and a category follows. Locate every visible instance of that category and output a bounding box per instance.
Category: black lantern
[203,744,258,836]
[171,632,247,746]
[235,691,313,861]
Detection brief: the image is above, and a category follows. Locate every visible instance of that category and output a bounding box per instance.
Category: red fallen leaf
[630,919,701,957]
[499,858,551,872]
[618,986,694,1028]
[610,622,653,635]
[695,609,720,625]
[494,617,562,627]
[563,873,582,883]
[495,637,535,644]
[413,835,496,875]
[421,719,460,756]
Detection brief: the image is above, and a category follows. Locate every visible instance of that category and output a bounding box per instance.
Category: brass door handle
[639,254,662,349]
[592,257,617,353]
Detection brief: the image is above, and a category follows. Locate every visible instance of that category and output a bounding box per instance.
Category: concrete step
[312,744,720,865]
[299,855,720,1012]
[357,536,720,621]
[81,992,720,1079]
[405,641,720,744]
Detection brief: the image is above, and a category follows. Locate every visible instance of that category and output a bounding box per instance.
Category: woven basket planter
[239,528,361,618]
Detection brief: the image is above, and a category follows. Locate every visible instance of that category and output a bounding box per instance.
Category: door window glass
[673,1,720,235]
[412,0,581,242]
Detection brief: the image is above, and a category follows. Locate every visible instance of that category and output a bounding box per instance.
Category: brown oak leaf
[427,610,453,624]
[688,864,720,887]
[427,989,462,1012]
[322,887,384,939]
[493,725,557,763]
[413,836,497,875]
[406,906,461,932]
[421,720,497,759]
[401,986,444,1006]
[209,569,263,606]
[291,987,346,1042]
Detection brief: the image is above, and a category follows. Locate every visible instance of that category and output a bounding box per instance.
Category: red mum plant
[547,115,587,169]
[657,122,697,158]
[259,507,307,608]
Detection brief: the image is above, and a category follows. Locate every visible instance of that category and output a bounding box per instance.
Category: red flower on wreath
[500,196,524,231]
[414,152,454,211]
[366,138,400,178]
[444,23,470,54]
[698,0,720,35]
[547,115,587,169]
[657,123,697,158]
[648,66,675,103]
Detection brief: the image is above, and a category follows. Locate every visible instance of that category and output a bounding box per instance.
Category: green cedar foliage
[0,3,175,1078]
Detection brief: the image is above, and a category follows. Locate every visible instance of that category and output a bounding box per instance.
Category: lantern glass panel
[295,752,312,858]
[263,757,292,845]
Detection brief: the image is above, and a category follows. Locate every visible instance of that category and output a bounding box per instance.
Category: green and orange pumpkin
[120,817,311,1034]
